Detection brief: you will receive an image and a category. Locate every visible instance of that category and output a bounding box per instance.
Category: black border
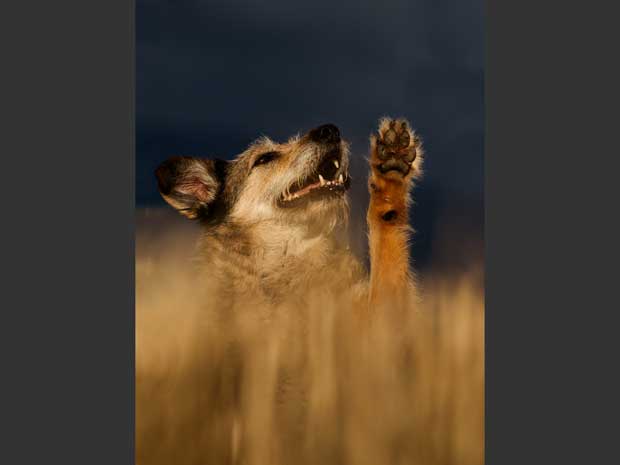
[486,1,617,464]
[2,2,134,464]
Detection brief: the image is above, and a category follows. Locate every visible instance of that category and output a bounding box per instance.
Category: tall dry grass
[136,211,484,465]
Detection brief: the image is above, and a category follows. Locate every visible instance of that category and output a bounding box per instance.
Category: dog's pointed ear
[155,156,226,220]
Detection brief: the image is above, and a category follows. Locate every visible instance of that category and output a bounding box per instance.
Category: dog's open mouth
[279,149,350,206]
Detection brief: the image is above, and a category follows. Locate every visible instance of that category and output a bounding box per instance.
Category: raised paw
[371,118,420,179]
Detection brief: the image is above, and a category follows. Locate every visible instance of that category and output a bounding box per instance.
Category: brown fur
[155,118,423,314]
[367,117,424,312]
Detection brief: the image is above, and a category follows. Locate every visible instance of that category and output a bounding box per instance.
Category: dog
[140,120,488,465]
[155,118,423,315]
[155,118,423,314]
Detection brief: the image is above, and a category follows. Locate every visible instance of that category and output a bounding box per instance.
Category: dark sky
[136,0,484,206]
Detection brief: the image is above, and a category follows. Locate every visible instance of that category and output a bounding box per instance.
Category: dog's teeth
[333,160,339,169]
[338,174,344,183]
[319,174,326,186]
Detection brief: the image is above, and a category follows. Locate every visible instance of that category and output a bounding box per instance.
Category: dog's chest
[203,236,365,305]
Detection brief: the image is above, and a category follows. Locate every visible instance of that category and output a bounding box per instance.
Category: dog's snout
[309,124,340,144]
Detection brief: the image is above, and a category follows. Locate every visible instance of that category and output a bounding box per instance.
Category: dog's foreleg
[366,118,423,311]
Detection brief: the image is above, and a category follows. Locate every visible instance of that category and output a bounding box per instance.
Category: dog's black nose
[309,124,340,144]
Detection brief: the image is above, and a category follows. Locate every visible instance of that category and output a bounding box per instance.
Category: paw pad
[375,119,417,176]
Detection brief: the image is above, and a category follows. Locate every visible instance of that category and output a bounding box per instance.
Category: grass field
[135,208,484,465]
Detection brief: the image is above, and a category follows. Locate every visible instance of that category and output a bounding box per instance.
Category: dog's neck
[201,218,354,299]
[221,219,342,260]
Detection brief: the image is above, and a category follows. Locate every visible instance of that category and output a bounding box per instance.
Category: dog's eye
[253,151,279,168]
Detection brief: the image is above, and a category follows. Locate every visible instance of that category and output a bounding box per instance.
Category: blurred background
[136,0,484,274]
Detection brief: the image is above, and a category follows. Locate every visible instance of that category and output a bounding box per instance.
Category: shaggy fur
[155,118,423,314]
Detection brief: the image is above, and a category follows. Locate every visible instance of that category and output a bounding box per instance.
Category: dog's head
[155,124,351,230]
